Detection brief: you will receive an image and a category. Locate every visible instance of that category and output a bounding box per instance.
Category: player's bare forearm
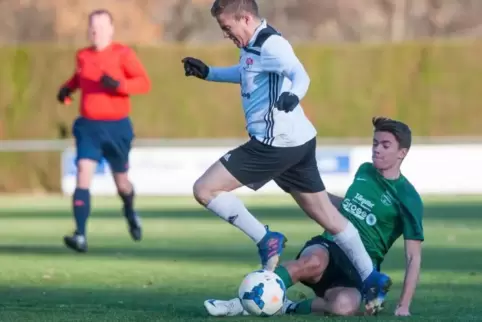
[327,193,344,209]
[398,240,422,309]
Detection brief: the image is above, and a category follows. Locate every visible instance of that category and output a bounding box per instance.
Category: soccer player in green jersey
[204,117,423,317]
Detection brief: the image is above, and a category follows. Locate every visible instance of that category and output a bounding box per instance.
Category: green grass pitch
[0,195,481,321]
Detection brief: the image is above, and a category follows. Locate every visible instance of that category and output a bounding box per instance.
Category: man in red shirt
[57,9,151,252]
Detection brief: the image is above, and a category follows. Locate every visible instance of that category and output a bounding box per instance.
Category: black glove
[275,92,299,113]
[57,86,72,103]
[100,74,120,89]
[182,57,209,79]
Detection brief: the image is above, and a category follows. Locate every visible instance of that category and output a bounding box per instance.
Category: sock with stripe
[274,265,293,289]
[286,299,313,315]
[72,188,90,236]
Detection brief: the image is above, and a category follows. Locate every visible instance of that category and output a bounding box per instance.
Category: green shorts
[296,236,363,297]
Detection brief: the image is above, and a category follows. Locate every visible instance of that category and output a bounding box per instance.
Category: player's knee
[76,159,96,189]
[305,253,325,273]
[116,180,132,195]
[297,251,327,283]
[329,291,360,316]
[113,173,132,194]
[193,178,214,206]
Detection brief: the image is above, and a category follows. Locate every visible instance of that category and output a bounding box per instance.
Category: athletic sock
[206,192,267,243]
[119,188,135,221]
[72,188,90,236]
[332,221,373,280]
[274,265,293,288]
[287,299,313,315]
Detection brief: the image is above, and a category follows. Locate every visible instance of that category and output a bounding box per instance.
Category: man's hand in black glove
[57,87,73,104]
[182,57,209,79]
[100,74,120,90]
[275,92,299,113]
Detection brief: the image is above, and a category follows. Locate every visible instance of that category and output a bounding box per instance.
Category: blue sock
[119,188,135,220]
[73,188,90,236]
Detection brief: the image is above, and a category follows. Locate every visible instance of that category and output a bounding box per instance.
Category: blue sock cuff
[74,188,90,197]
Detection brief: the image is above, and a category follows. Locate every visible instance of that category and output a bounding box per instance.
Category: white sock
[206,192,267,243]
[332,221,373,281]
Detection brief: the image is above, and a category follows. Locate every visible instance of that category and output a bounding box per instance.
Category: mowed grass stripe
[0,196,479,321]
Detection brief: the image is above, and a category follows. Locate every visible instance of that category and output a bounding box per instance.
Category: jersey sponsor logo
[241,91,251,99]
[365,213,377,226]
[342,195,378,226]
[354,193,375,210]
[355,177,367,181]
[223,153,231,162]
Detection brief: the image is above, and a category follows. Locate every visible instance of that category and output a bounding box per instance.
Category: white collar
[247,19,267,47]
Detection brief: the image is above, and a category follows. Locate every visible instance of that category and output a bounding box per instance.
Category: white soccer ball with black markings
[238,270,286,316]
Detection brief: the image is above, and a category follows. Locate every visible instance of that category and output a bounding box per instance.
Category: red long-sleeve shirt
[62,42,151,120]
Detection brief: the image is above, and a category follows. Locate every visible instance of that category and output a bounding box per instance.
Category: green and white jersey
[323,162,424,266]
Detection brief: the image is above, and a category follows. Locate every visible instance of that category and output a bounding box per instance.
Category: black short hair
[211,0,259,18]
[372,117,412,149]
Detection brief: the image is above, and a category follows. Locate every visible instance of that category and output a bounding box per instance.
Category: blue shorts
[73,117,134,173]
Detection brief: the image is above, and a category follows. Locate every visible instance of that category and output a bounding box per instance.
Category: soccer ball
[238,270,286,317]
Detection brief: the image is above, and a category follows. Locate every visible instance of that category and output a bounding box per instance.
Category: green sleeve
[401,192,424,241]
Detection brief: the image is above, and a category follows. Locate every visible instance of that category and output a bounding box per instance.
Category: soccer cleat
[125,209,142,242]
[63,233,87,253]
[257,227,288,271]
[281,299,296,314]
[363,270,392,315]
[203,298,248,316]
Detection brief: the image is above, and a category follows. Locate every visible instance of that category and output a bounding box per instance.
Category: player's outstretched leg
[204,298,249,316]
[205,245,323,317]
[205,243,365,317]
[290,190,391,314]
[193,160,286,270]
[284,288,362,316]
[114,172,141,241]
[63,159,96,253]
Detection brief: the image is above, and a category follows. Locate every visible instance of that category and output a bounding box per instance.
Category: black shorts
[219,137,325,193]
[296,236,363,297]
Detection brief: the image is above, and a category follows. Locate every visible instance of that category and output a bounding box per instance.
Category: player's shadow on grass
[2,202,482,222]
[0,244,480,272]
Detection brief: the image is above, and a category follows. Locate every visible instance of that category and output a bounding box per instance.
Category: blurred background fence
[0,0,481,194]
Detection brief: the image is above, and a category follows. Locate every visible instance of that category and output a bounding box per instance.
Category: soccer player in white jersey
[181,0,391,310]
